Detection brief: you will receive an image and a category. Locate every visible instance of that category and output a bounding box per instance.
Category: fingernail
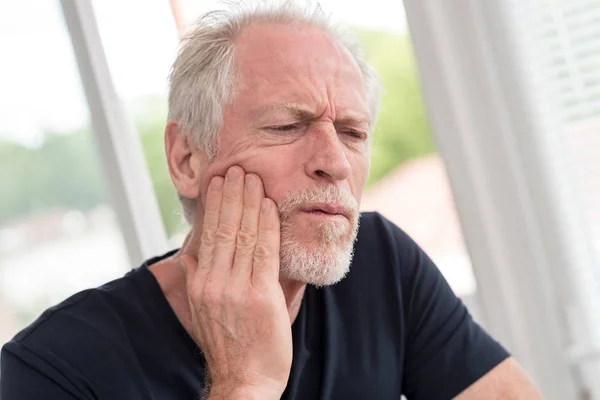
[226,167,241,183]
[262,198,270,213]
[246,174,257,190]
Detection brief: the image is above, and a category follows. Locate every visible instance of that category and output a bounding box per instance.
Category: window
[0,0,129,343]
[90,0,186,244]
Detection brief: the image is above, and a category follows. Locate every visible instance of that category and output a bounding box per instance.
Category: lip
[299,203,352,219]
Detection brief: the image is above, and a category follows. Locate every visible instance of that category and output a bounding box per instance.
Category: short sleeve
[1,342,83,400]
[388,219,510,399]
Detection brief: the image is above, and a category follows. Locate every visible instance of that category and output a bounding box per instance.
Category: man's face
[200,22,371,285]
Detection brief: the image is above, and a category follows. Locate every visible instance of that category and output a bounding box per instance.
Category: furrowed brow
[254,103,315,120]
[335,114,371,127]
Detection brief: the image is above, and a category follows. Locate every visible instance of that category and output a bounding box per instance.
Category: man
[1,3,544,399]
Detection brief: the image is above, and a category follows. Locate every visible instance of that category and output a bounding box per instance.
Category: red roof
[360,154,467,256]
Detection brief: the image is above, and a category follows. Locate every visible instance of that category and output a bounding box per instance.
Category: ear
[165,121,206,201]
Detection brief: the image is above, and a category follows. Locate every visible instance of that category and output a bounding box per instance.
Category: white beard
[277,186,360,286]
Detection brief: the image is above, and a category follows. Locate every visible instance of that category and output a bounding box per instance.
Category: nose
[304,125,351,182]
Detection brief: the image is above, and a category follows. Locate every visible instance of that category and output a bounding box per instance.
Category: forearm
[455,358,544,399]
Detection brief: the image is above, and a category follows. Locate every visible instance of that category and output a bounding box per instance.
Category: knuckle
[222,191,240,206]
[253,243,272,262]
[236,230,257,249]
[200,229,217,247]
[204,208,219,221]
[215,224,238,242]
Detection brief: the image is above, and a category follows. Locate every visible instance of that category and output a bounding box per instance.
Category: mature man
[1,3,543,399]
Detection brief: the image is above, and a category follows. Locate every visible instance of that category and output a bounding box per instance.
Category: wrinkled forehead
[232,22,368,107]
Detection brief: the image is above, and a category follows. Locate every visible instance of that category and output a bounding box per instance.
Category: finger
[213,166,245,272]
[197,176,225,274]
[231,173,264,280]
[252,197,281,286]
[202,176,225,233]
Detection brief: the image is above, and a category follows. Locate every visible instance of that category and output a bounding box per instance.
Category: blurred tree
[0,29,433,238]
[0,131,108,224]
[131,95,185,237]
[354,29,434,186]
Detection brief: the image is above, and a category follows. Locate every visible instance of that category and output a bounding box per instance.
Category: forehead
[232,22,368,114]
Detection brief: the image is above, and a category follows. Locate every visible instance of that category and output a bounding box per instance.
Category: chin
[296,212,351,242]
[279,243,354,286]
[278,221,358,287]
[276,188,361,285]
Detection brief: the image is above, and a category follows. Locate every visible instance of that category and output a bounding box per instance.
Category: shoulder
[350,212,463,330]
[4,269,148,384]
[12,269,143,346]
[331,212,423,323]
[357,211,407,240]
[2,257,202,399]
[353,212,423,283]
[356,212,420,257]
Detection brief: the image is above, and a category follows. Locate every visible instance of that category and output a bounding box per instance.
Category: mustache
[277,186,358,220]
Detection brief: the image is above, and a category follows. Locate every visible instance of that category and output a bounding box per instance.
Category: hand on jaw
[178,165,293,399]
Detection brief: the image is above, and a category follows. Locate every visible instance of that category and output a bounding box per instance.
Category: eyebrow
[255,103,314,121]
[254,103,371,127]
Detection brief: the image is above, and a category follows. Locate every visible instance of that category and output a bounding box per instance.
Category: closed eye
[271,124,301,132]
[341,129,368,141]
[346,130,363,138]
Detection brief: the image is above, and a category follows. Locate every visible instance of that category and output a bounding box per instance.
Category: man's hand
[179,166,292,399]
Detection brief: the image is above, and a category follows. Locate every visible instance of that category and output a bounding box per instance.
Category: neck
[280,277,307,323]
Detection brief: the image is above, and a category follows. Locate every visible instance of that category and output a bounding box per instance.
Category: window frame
[58,0,598,397]
[60,0,169,267]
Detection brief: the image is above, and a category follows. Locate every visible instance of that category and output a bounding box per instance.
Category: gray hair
[167,1,382,225]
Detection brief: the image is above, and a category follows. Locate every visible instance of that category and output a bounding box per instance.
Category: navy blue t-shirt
[1,212,509,399]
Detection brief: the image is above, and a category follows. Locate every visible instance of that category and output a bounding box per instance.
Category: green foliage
[0,29,433,237]
[132,96,186,236]
[0,131,108,224]
[354,29,434,186]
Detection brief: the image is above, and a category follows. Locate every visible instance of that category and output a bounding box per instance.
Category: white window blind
[403,0,599,396]
[505,0,600,397]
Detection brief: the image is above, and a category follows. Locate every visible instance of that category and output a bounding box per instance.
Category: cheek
[200,149,298,203]
[350,149,370,181]
[241,152,297,201]
[359,151,370,178]
[348,151,370,200]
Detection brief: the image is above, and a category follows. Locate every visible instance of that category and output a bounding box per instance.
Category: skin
[150,21,545,400]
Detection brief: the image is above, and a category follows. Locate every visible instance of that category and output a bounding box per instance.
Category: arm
[383,217,536,399]
[455,358,544,399]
